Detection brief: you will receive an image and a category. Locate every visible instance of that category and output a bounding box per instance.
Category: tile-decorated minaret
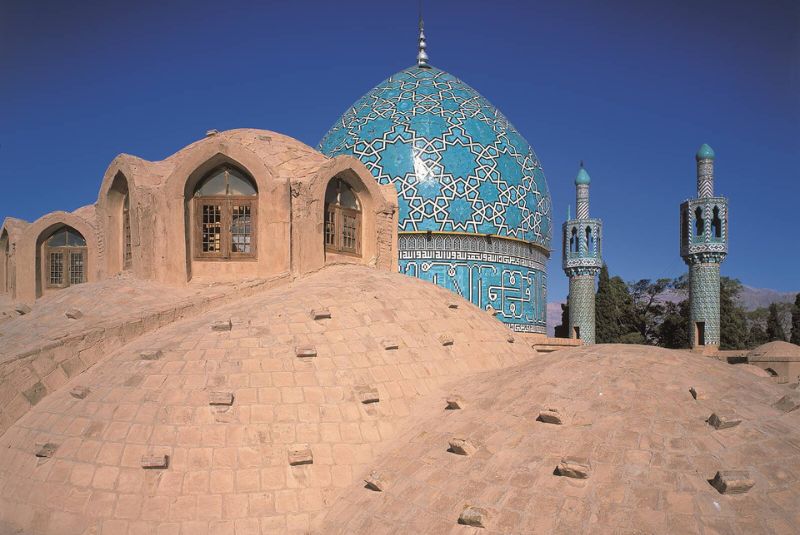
[562,163,602,344]
[680,144,728,350]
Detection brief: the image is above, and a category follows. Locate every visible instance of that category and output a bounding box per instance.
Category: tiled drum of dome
[320,66,552,332]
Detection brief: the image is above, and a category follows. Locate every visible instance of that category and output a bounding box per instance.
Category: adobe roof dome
[319,65,552,249]
[318,344,800,534]
[0,265,534,534]
[748,340,800,362]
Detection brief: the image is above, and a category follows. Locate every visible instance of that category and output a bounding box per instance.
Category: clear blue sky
[1,0,798,301]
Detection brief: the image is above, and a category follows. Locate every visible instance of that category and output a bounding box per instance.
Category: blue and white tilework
[320,65,552,333]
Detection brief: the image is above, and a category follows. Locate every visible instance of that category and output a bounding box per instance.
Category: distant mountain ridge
[546,285,797,336]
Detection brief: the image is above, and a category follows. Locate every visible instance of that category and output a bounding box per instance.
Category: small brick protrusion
[555,456,591,479]
[140,350,163,361]
[295,346,317,358]
[69,386,90,399]
[506,334,515,343]
[689,386,706,400]
[208,391,234,406]
[355,386,380,404]
[709,470,755,494]
[537,408,565,425]
[14,304,31,316]
[707,413,741,430]
[310,308,331,320]
[381,339,399,350]
[65,308,83,320]
[211,319,232,332]
[458,505,488,528]
[448,302,459,309]
[141,454,169,469]
[288,445,313,466]
[35,443,58,458]
[448,438,477,456]
[445,395,464,410]
[773,393,800,413]
[439,334,454,347]
[364,471,386,492]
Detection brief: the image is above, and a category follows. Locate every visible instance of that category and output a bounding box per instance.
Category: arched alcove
[37,225,88,295]
[105,171,132,274]
[0,230,8,294]
[324,176,362,257]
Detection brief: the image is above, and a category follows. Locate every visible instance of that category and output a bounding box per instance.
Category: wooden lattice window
[123,193,132,269]
[44,227,87,288]
[193,166,257,260]
[324,177,361,256]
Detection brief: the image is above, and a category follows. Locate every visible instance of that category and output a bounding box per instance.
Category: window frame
[324,179,362,257]
[45,246,87,288]
[193,196,258,261]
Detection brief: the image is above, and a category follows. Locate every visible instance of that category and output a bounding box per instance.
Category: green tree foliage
[554,302,569,338]
[719,277,748,350]
[595,265,637,343]
[628,278,672,344]
[657,299,689,348]
[791,293,800,345]
[747,324,768,348]
[766,303,788,341]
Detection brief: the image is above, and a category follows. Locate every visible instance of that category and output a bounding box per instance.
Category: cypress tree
[791,293,800,345]
[595,264,636,343]
[766,303,787,342]
[554,302,569,338]
[719,277,748,350]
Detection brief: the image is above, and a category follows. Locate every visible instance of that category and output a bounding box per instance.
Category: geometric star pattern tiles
[319,65,552,250]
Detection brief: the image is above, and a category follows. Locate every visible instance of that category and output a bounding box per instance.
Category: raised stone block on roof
[381,338,399,350]
[438,334,454,346]
[709,470,754,494]
[707,413,741,429]
[355,385,380,404]
[458,505,488,528]
[364,471,386,492]
[288,445,313,466]
[310,308,331,320]
[448,438,476,456]
[295,346,317,358]
[447,302,459,309]
[537,408,565,425]
[211,319,232,332]
[445,395,464,410]
[689,386,706,400]
[14,304,31,315]
[69,386,90,399]
[139,349,163,361]
[555,456,591,479]
[141,454,169,469]
[208,391,234,406]
[35,443,58,458]
[65,308,83,319]
[772,393,800,413]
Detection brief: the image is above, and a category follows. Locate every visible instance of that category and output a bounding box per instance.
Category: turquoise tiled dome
[319,65,552,250]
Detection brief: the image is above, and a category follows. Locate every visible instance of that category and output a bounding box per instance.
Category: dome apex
[575,164,591,185]
[696,143,715,160]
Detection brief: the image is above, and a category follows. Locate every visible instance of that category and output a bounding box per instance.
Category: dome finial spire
[417,4,429,68]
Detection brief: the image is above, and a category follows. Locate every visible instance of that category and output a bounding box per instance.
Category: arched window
[123,193,132,269]
[711,206,722,239]
[585,226,594,254]
[324,177,361,255]
[44,226,87,288]
[1,231,8,293]
[694,207,704,237]
[569,227,578,254]
[193,165,257,260]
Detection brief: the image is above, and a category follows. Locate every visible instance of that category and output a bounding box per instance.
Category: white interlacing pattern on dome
[320,66,552,247]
